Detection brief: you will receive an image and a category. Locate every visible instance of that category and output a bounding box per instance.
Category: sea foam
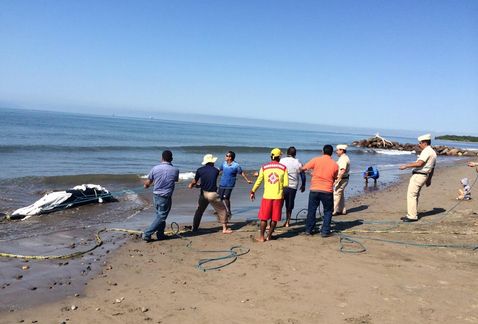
[374,149,415,155]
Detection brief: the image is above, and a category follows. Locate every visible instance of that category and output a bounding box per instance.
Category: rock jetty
[352,134,478,156]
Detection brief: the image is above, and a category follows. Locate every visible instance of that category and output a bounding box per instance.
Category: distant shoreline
[436,135,478,142]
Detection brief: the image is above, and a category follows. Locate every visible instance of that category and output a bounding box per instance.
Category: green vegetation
[436,135,478,142]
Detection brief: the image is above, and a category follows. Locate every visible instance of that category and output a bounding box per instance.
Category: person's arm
[250,167,264,200]
[188,170,200,189]
[241,172,252,184]
[335,168,346,183]
[299,171,306,192]
[144,178,153,189]
[300,159,314,173]
[399,160,425,170]
[144,170,154,188]
[188,178,197,189]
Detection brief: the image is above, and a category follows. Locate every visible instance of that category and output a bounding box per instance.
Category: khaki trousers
[406,174,427,219]
[333,178,349,214]
[193,190,228,230]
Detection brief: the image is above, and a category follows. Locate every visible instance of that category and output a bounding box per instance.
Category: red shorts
[258,199,283,222]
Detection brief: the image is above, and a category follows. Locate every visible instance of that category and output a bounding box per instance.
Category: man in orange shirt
[250,148,288,242]
[301,145,338,237]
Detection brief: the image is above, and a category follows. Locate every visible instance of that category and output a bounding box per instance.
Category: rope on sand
[169,223,250,272]
[335,172,478,253]
[0,223,250,272]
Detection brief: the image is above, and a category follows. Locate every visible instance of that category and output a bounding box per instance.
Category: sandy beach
[2,161,478,323]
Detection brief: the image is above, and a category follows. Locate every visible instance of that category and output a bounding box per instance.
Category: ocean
[0,107,474,239]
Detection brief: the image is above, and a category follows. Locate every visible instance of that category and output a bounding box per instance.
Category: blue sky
[1,1,477,134]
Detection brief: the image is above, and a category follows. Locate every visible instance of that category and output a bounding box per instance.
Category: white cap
[336,144,348,150]
[201,154,218,165]
[418,134,432,142]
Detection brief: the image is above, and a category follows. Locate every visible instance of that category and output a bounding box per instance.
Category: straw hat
[201,154,218,165]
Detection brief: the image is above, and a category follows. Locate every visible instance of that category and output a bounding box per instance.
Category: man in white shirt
[399,134,437,222]
[333,144,350,216]
[280,147,306,227]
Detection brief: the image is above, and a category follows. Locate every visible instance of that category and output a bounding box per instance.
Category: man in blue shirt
[143,150,179,243]
[189,154,232,234]
[218,151,252,217]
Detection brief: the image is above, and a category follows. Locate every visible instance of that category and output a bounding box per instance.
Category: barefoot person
[280,147,306,227]
[250,148,288,242]
[143,150,180,243]
[333,144,350,216]
[218,151,252,217]
[399,134,437,222]
[188,154,232,234]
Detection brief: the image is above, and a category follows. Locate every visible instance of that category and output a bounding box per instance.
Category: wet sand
[2,162,478,323]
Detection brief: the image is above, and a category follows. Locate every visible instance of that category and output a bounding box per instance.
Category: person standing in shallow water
[250,148,288,242]
[218,151,252,217]
[143,150,179,243]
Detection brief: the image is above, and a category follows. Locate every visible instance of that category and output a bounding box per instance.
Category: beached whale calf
[10,184,116,220]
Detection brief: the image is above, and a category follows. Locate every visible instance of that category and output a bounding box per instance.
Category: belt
[412,170,428,175]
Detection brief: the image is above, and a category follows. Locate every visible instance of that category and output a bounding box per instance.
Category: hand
[188,183,194,189]
[247,180,252,184]
[300,185,305,193]
[399,165,407,170]
[468,162,477,167]
[250,191,255,201]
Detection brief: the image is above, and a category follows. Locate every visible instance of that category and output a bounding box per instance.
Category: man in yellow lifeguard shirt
[250,148,288,242]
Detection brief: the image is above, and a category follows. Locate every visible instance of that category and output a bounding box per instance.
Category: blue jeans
[144,194,172,239]
[305,191,333,235]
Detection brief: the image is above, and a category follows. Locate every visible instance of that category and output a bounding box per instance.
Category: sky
[0,0,477,134]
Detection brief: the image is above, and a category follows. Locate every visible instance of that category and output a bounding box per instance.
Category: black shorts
[283,187,297,212]
[218,187,233,200]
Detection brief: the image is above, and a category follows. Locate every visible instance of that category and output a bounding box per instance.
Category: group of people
[142,133,474,243]
[142,143,351,242]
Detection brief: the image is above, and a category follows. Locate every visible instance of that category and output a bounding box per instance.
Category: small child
[457,177,471,200]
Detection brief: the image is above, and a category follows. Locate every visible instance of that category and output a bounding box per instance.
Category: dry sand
[2,162,478,323]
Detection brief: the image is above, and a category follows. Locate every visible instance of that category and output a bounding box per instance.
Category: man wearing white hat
[333,144,350,216]
[188,154,232,233]
[399,134,437,222]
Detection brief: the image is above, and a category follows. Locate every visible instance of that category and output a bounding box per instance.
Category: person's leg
[206,191,232,233]
[267,199,283,240]
[320,192,334,236]
[257,199,272,241]
[258,220,267,242]
[406,175,426,219]
[306,191,320,234]
[333,183,343,215]
[223,189,233,217]
[193,192,209,231]
[218,187,230,216]
[267,220,277,240]
[283,188,292,227]
[143,195,171,241]
[341,179,349,214]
